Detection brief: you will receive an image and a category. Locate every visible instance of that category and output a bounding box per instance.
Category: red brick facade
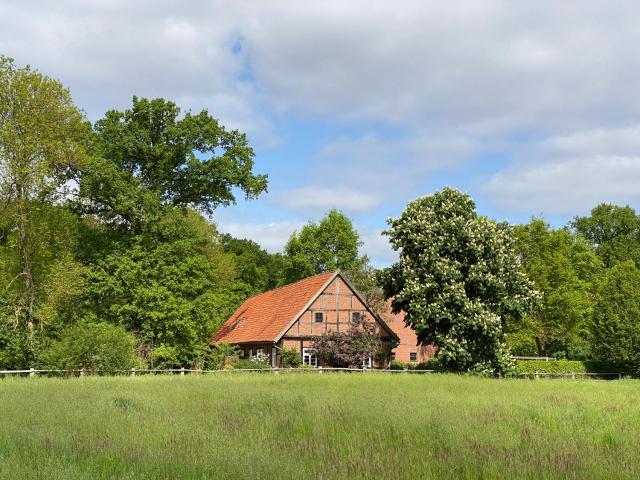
[382,306,437,364]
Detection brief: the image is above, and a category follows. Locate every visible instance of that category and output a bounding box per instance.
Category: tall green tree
[0,56,89,356]
[76,96,268,231]
[81,210,248,367]
[220,234,286,293]
[378,188,538,374]
[590,261,640,372]
[283,209,364,283]
[510,219,601,357]
[572,204,640,268]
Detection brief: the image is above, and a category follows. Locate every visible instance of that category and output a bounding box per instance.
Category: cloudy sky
[2,1,640,265]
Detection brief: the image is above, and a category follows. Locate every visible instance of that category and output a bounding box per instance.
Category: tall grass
[1,373,638,479]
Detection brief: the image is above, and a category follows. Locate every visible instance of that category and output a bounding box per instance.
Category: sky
[2,1,640,266]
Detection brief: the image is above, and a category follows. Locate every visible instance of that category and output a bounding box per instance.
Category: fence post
[535,371,540,380]
[80,369,85,377]
[29,368,35,378]
[180,367,185,376]
[130,367,136,377]
[319,366,323,374]
[571,372,575,380]
[619,373,623,380]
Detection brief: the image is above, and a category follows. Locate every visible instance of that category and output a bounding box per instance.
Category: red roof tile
[211,271,336,344]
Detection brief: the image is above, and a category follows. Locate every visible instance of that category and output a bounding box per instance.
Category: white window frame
[302,348,319,367]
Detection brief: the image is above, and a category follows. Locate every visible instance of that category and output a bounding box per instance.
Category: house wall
[283,276,384,338]
[280,276,392,367]
[382,308,437,364]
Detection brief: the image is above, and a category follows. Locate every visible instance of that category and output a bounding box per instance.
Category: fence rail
[0,367,629,380]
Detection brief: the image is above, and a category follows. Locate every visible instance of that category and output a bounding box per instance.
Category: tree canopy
[510,219,602,357]
[378,188,538,374]
[76,97,268,230]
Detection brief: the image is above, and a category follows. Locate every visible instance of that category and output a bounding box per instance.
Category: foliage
[415,358,442,371]
[513,359,622,375]
[281,347,302,368]
[230,359,272,370]
[389,360,410,370]
[81,211,249,367]
[76,96,267,230]
[311,316,382,368]
[590,261,640,373]
[572,203,640,269]
[283,209,365,283]
[43,321,137,373]
[0,56,89,359]
[220,234,286,293]
[379,188,539,375]
[206,343,240,369]
[511,219,601,357]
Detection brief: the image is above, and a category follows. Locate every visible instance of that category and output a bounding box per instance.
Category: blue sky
[2,1,640,265]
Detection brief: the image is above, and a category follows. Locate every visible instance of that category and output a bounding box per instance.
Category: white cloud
[483,125,640,214]
[359,228,397,267]
[275,186,380,214]
[483,156,640,215]
[216,221,304,254]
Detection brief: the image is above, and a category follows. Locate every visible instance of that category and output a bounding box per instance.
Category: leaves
[379,188,538,374]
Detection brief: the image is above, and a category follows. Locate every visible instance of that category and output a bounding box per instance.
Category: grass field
[1,373,639,479]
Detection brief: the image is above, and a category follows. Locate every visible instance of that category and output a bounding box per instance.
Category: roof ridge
[241,270,335,302]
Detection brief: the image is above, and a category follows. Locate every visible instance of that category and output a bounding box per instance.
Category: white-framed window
[257,348,264,356]
[314,312,324,323]
[391,352,396,361]
[363,356,372,369]
[239,349,245,358]
[302,348,318,367]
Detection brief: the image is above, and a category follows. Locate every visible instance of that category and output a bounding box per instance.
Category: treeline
[1,56,638,373]
[509,205,640,364]
[0,57,377,371]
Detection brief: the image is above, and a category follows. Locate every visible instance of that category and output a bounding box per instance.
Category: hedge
[514,359,624,375]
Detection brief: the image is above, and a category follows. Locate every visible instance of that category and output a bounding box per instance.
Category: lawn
[0,373,638,479]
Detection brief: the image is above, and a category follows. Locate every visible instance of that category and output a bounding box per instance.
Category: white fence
[0,367,628,379]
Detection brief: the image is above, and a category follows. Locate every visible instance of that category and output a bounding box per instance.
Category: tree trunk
[16,184,35,334]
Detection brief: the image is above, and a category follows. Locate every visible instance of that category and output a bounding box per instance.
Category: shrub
[390,360,410,370]
[514,359,624,376]
[415,357,441,371]
[43,322,138,373]
[281,347,302,368]
[231,359,271,370]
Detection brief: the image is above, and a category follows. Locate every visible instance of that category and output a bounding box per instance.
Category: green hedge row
[514,359,624,375]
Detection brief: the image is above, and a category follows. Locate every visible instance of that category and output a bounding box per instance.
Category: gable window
[351,312,362,322]
[314,312,324,323]
[302,348,318,367]
[410,352,417,362]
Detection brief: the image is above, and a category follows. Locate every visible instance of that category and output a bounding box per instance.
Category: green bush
[415,358,441,371]
[390,360,410,370]
[43,322,138,373]
[281,347,302,368]
[231,359,272,370]
[514,359,623,375]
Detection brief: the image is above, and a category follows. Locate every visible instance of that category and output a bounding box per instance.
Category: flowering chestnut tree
[311,316,382,368]
[378,188,538,375]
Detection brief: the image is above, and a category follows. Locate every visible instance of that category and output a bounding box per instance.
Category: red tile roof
[211,271,336,344]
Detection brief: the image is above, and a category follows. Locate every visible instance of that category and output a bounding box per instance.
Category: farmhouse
[211,271,399,368]
[382,306,437,364]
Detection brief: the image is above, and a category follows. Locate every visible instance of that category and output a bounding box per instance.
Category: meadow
[1,373,638,479]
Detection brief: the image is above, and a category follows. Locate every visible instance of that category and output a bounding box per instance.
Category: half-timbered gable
[211,271,398,368]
